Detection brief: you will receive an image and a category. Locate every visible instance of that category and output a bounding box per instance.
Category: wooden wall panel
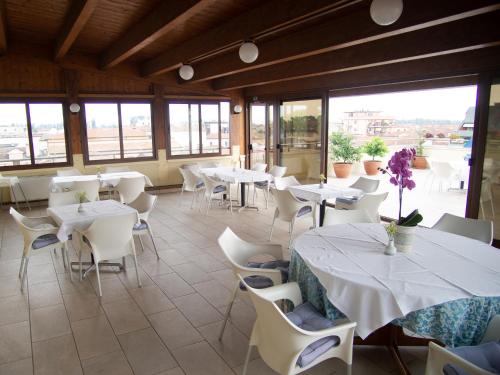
[78,70,152,94]
[0,56,63,92]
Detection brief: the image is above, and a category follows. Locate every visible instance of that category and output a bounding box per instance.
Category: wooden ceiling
[1,0,500,95]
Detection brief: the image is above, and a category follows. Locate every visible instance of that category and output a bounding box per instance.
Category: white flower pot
[394,225,416,253]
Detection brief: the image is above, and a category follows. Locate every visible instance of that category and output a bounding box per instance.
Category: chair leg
[138,235,145,252]
[219,283,238,341]
[61,246,67,270]
[19,255,25,278]
[190,190,196,209]
[288,219,296,249]
[253,186,257,205]
[132,251,142,288]
[346,364,352,375]
[20,256,29,292]
[95,261,103,297]
[242,345,252,375]
[147,228,160,260]
[269,210,277,241]
[265,185,270,209]
[79,252,83,281]
[228,185,233,214]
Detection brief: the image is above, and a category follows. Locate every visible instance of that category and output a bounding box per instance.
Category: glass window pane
[0,103,31,167]
[29,103,67,164]
[250,104,266,167]
[201,104,219,153]
[120,103,153,158]
[190,104,200,154]
[221,102,230,155]
[84,103,121,161]
[168,103,190,155]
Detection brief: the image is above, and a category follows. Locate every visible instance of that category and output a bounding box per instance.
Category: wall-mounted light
[370,0,403,26]
[69,103,80,114]
[233,104,242,114]
[179,64,194,80]
[239,41,259,64]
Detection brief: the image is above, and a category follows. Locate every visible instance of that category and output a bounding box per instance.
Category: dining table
[49,171,153,192]
[290,223,500,374]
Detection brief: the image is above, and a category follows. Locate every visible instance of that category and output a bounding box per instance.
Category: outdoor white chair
[240,275,357,375]
[72,179,101,202]
[10,207,70,291]
[425,315,500,375]
[428,161,460,192]
[270,188,316,248]
[179,167,204,209]
[480,177,495,220]
[104,166,131,173]
[77,212,140,296]
[217,227,287,340]
[323,208,377,226]
[432,213,493,245]
[115,176,146,204]
[274,176,301,190]
[335,192,388,222]
[48,191,79,208]
[349,176,379,193]
[254,165,288,208]
[57,168,82,177]
[252,163,267,172]
[128,192,160,260]
[200,173,232,214]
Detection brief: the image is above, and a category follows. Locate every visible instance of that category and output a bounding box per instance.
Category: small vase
[319,181,324,189]
[384,238,397,256]
[78,203,84,213]
[394,225,416,253]
[97,172,101,179]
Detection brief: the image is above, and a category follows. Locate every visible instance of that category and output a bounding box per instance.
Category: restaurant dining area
[1,0,500,374]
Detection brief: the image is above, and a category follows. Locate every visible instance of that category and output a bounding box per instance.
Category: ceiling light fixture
[370,0,403,26]
[69,103,80,114]
[239,41,259,64]
[233,105,242,114]
[179,64,194,80]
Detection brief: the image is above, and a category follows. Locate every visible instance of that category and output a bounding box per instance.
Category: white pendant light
[179,64,194,80]
[239,42,259,64]
[370,0,403,26]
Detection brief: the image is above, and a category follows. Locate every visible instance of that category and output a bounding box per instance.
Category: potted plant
[329,132,361,178]
[413,131,428,169]
[319,174,326,188]
[379,148,423,252]
[362,137,389,175]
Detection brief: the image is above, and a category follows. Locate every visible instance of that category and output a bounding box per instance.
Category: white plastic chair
[349,177,379,193]
[335,192,388,221]
[432,213,493,245]
[200,173,232,214]
[254,165,288,208]
[323,209,377,226]
[217,227,285,340]
[198,161,219,168]
[240,276,357,375]
[10,207,70,291]
[72,179,101,202]
[115,176,146,204]
[48,191,79,208]
[252,163,267,172]
[179,168,204,209]
[57,168,82,177]
[480,177,495,220]
[428,161,460,192]
[275,176,301,190]
[425,315,500,375]
[77,213,140,296]
[270,188,316,248]
[128,192,160,260]
[104,166,131,173]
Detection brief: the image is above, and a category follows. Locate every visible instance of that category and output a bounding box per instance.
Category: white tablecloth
[200,167,271,183]
[293,223,500,338]
[50,172,153,192]
[47,200,138,241]
[288,184,363,203]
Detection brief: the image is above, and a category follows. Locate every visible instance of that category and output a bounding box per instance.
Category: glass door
[279,98,323,182]
[248,103,276,169]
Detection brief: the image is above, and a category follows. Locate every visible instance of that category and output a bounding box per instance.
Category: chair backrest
[83,212,137,261]
[432,213,493,245]
[72,179,100,202]
[104,166,130,173]
[350,177,379,193]
[48,191,79,207]
[354,192,388,220]
[218,227,263,268]
[251,163,267,172]
[10,207,55,246]
[430,161,456,179]
[199,161,219,168]
[57,168,82,177]
[115,176,146,204]
[128,192,157,221]
[200,173,221,196]
[272,188,306,221]
[324,209,377,226]
[269,165,287,178]
[181,164,201,173]
[179,168,202,192]
[274,176,301,190]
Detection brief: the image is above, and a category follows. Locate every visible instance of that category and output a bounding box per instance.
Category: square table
[288,184,363,226]
[50,171,153,192]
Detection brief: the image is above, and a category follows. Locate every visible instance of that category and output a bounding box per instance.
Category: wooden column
[152,84,166,152]
[63,69,82,156]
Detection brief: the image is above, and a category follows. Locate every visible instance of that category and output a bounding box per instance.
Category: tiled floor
[0,190,428,375]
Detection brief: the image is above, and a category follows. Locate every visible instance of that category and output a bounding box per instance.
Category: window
[83,102,154,162]
[167,100,230,157]
[0,101,69,169]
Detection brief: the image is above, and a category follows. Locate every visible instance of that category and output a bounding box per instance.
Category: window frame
[165,99,231,159]
[0,98,72,171]
[81,99,157,165]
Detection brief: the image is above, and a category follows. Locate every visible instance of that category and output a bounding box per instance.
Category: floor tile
[148,309,203,350]
[32,334,82,375]
[155,368,185,375]
[57,273,95,296]
[102,298,150,335]
[81,350,133,375]
[130,285,175,315]
[0,321,31,365]
[118,267,153,289]
[140,260,173,277]
[172,293,222,327]
[153,273,195,299]
[0,294,29,327]
[193,280,235,308]
[71,315,121,360]
[30,304,71,342]
[0,357,33,375]
[172,341,234,375]
[90,277,130,303]
[118,327,177,375]
[62,293,104,322]
[171,263,213,285]
[0,275,23,299]
[28,281,63,309]
[27,263,57,285]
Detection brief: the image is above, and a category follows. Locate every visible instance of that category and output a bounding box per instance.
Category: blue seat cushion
[336,197,358,205]
[32,234,59,249]
[443,341,500,375]
[297,205,312,217]
[241,275,274,290]
[196,181,204,188]
[240,260,290,290]
[214,185,226,193]
[254,181,268,188]
[133,219,148,231]
[286,302,340,368]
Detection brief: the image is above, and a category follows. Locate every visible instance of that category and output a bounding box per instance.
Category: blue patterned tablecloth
[290,250,500,347]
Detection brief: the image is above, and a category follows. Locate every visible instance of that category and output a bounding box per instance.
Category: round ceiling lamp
[69,103,80,114]
[179,64,194,80]
[370,0,403,26]
[233,104,242,114]
[239,42,259,64]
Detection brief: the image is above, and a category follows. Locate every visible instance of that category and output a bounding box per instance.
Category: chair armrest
[425,342,492,375]
[24,216,58,229]
[253,281,303,307]
[237,267,283,287]
[245,243,284,260]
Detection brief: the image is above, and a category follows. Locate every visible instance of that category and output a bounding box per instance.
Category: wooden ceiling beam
[187,0,500,84]
[140,0,354,77]
[0,0,7,55]
[100,0,207,69]
[243,46,500,98]
[213,11,500,90]
[54,0,98,60]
